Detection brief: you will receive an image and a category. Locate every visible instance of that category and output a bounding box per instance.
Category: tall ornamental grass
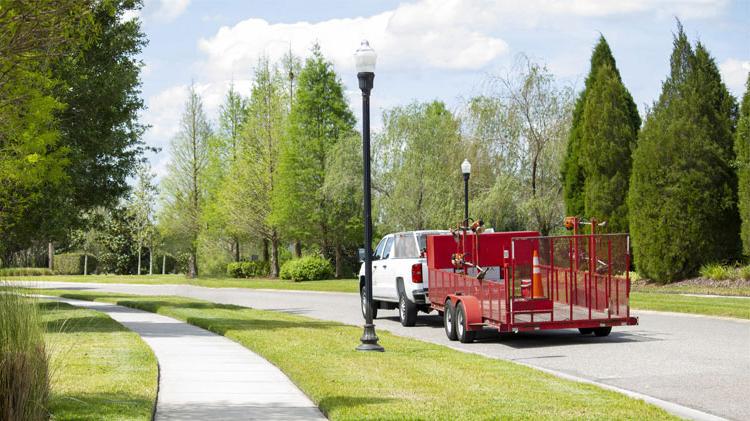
[0,288,49,421]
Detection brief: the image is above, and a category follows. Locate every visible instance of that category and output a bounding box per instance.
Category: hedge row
[0,267,54,277]
[226,261,270,278]
[54,253,97,275]
[279,256,333,282]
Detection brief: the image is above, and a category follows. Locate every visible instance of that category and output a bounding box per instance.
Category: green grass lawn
[41,300,158,420]
[36,289,674,420]
[631,281,750,297]
[6,273,359,293]
[630,292,750,319]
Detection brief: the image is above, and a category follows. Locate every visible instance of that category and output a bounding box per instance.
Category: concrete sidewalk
[43,296,326,421]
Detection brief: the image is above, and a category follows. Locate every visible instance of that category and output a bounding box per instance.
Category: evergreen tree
[562,36,619,217]
[579,60,640,232]
[159,84,211,278]
[271,44,356,273]
[736,74,750,257]
[629,23,739,282]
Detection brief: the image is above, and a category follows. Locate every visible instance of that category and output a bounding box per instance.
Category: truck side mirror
[358,248,366,262]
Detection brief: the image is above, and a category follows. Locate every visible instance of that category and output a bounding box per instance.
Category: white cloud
[719,58,750,95]
[151,0,190,23]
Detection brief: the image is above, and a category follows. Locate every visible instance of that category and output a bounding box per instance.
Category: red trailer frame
[427,230,638,341]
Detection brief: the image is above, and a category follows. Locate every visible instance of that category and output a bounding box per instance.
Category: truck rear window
[393,234,419,258]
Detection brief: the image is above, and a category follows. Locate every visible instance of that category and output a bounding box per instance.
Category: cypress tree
[737,75,750,257]
[562,36,633,218]
[629,24,740,282]
[579,64,640,232]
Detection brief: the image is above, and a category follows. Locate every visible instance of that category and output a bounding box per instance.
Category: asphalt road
[17,281,750,420]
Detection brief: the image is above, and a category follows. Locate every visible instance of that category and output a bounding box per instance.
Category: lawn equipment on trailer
[426,217,638,343]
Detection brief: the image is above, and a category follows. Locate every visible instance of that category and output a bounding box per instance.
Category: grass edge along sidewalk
[35,289,676,421]
[42,300,158,420]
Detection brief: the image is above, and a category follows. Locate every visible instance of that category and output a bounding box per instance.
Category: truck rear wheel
[593,326,612,337]
[578,328,594,335]
[398,292,417,327]
[360,285,377,320]
[455,301,476,344]
[444,300,457,341]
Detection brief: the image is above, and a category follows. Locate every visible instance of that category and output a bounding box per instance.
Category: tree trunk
[334,243,343,279]
[294,241,302,258]
[149,245,153,275]
[84,254,88,276]
[188,250,198,278]
[270,232,280,278]
[234,238,240,262]
[48,242,54,271]
[162,255,166,275]
[262,239,269,262]
[137,245,142,275]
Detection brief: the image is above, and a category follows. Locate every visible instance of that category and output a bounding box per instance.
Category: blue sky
[131,0,750,179]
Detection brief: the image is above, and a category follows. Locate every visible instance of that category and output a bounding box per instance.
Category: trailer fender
[447,294,482,330]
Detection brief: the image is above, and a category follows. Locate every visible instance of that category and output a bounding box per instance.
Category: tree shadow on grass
[49,391,154,421]
[40,301,128,334]
[317,396,396,417]
[184,316,340,336]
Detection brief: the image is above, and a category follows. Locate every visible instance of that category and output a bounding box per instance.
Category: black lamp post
[355,40,384,352]
[461,159,471,228]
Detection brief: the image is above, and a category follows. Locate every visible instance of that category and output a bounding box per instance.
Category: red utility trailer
[426,229,638,343]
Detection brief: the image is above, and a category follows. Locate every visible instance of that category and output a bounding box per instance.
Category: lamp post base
[356,323,384,352]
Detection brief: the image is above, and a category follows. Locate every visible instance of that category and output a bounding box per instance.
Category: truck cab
[358,230,448,326]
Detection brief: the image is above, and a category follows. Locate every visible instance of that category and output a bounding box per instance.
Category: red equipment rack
[427,230,638,342]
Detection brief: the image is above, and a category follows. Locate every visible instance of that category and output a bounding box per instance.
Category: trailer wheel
[455,301,476,344]
[578,328,594,335]
[444,300,458,341]
[398,292,417,327]
[360,285,377,320]
[593,326,612,337]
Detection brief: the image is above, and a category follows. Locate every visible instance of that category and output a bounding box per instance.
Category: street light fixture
[355,40,384,352]
[461,159,471,229]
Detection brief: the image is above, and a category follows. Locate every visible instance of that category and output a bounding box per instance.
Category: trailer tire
[593,326,612,337]
[578,328,594,335]
[455,301,476,344]
[444,300,458,341]
[398,292,417,327]
[360,285,377,320]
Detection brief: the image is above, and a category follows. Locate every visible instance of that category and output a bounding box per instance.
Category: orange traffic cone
[532,250,544,298]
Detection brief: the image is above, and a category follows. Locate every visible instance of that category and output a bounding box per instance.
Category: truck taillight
[411,263,423,283]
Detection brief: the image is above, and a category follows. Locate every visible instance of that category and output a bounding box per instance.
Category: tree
[375,101,462,232]
[220,57,286,277]
[271,45,356,273]
[489,56,574,235]
[735,75,750,257]
[159,84,211,278]
[562,36,623,218]
[579,60,640,232]
[128,162,157,275]
[629,23,740,282]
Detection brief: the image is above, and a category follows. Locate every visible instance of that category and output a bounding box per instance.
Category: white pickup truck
[358,230,448,326]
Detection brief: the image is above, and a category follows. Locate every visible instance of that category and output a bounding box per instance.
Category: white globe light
[461,159,471,175]
[354,40,377,73]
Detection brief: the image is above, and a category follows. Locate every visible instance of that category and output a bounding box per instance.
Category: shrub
[739,265,750,280]
[153,254,177,274]
[279,256,334,282]
[226,261,270,278]
[700,263,737,281]
[54,253,98,275]
[0,288,49,421]
[0,268,54,277]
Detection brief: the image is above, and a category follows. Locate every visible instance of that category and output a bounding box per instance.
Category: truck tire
[593,326,612,337]
[398,291,417,327]
[360,285,377,320]
[578,328,594,335]
[444,300,458,341]
[455,301,476,344]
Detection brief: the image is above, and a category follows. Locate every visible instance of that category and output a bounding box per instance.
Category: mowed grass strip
[41,301,158,420]
[43,291,675,420]
[630,292,750,319]
[6,273,359,293]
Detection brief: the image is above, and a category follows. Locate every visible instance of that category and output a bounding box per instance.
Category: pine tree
[562,36,620,217]
[271,44,356,274]
[579,61,640,232]
[629,23,740,282]
[736,74,750,257]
